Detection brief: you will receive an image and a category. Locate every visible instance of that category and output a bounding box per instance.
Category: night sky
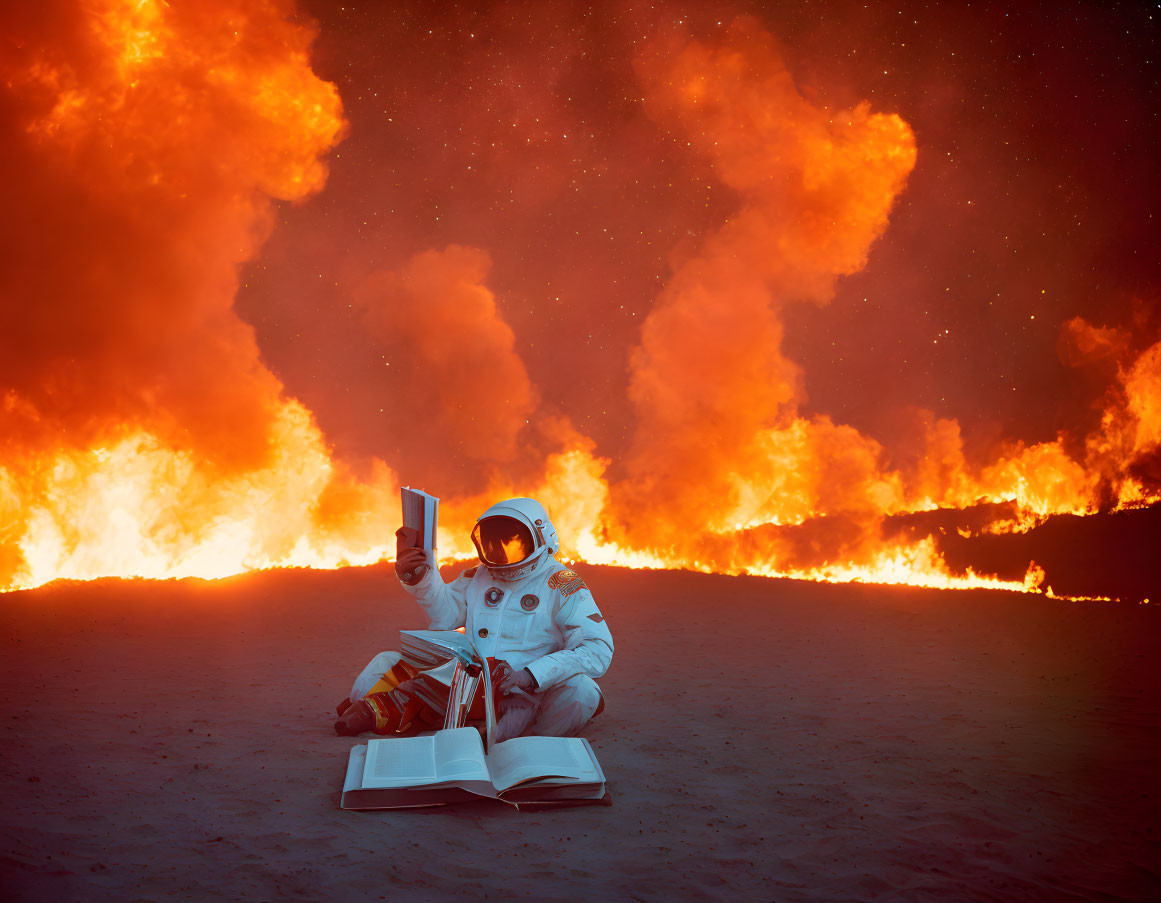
[240,0,1159,491]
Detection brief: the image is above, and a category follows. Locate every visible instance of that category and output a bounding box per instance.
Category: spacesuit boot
[334,699,377,735]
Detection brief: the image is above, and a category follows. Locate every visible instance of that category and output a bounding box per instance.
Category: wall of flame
[1,2,1157,596]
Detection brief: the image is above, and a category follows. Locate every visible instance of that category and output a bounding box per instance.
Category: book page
[433,728,491,783]
[443,671,479,730]
[401,629,476,663]
[362,735,438,789]
[486,736,602,793]
[343,742,369,794]
[400,487,425,541]
[362,729,490,789]
[426,495,438,551]
[422,659,457,687]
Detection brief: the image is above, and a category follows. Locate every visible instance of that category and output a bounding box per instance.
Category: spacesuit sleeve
[397,550,470,630]
[524,587,613,691]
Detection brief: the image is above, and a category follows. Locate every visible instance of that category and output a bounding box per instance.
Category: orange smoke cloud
[1057,316,1128,368]
[1080,333,1161,507]
[978,321,1161,518]
[1,0,343,466]
[0,0,602,590]
[613,19,917,553]
[356,246,538,472]
[600,19,1157,589]
[0,0,383,589]
[1122,340,1161,456]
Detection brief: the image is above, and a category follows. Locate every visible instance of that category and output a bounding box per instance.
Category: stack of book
[398,629,485,729]
[386,658,454,715]
[400,629,476,671]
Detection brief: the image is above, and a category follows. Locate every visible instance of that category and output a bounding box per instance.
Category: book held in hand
[400,486,439,553]
[340,727,608,810]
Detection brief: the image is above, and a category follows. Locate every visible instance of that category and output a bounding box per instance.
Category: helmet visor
[471,516,536,567]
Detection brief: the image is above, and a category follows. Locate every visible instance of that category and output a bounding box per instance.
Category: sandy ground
[1,563,1158,902]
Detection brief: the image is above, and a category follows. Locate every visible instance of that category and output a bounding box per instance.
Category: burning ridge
[0,4,1157,598]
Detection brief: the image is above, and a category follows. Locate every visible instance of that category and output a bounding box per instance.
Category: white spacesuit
[399,497,614,738]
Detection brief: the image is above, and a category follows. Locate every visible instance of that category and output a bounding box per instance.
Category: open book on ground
[340,727,608,810]
[400,486,439,553]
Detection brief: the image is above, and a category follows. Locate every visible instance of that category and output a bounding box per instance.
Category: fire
[1,8,1157,599]
[8,402,364,586]
[0,0,356,590]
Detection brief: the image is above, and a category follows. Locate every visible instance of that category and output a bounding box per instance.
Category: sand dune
[1,564,1157,901]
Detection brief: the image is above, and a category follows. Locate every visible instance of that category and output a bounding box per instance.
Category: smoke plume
[613,19,917,555]
[0,0,364,587]
[355,245,538,486]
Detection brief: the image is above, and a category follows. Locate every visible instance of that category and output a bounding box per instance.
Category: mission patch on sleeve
[548,568,587,598]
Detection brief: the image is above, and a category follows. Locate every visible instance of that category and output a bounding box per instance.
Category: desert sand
[1,563,1158,901]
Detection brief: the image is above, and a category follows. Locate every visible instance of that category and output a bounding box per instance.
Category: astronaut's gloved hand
[496,661,537,696]
[396,526,420,556]
[394,527,428,585]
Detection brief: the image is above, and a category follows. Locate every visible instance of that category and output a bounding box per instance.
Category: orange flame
[1,8,1157,599]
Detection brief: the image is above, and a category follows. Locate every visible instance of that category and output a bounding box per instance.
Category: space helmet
[470,497,559,582]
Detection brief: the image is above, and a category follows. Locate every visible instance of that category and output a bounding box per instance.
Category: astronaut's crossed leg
[527,674,604,737]
[349,651,403,704]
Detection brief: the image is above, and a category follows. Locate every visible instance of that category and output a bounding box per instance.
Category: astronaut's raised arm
[524,587,614,691]
[397,549,469,630]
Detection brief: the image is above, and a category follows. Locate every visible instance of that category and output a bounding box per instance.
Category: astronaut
[339,497,613,741]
